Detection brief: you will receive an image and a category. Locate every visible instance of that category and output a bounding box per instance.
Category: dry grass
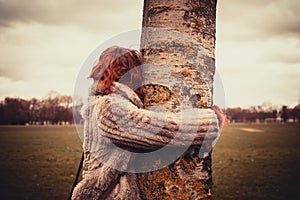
[213,123,300,200]
[0,124,299,200]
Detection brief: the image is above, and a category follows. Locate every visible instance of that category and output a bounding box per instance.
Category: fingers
[212,105,226,130]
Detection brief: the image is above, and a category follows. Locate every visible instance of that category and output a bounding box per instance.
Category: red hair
[89,46,143,99]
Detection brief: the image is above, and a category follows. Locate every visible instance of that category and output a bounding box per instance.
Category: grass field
[0,124,299,200]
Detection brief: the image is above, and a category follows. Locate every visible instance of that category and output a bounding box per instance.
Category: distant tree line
[1,92,300,125]
[226,104,300,123]
[0,91,83,125]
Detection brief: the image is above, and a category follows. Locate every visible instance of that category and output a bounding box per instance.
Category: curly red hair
[89,46,143,99]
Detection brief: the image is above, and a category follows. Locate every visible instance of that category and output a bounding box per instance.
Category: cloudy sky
[0,0,299,108]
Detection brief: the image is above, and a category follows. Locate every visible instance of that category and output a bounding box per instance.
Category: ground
[0,123,299,200]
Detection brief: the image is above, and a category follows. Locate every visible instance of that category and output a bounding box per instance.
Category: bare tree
[137,0,217,199]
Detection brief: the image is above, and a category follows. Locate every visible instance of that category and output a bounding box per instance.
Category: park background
[0,0,299,199]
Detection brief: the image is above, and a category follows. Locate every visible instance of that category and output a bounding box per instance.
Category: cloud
[218,63,300,107]
[0,0,143,32]
[0,0,143,99]
[252,0,300,38]
[216,34,300,107]
[0,0,299,108]
[257,38,300,64]
[0,0,143,82]
[218,0,300,40]
[0,23,102,81]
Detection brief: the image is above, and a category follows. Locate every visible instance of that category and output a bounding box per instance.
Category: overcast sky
[0,0,299,108]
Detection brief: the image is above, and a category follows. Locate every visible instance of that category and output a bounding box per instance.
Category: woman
[72,46,224,200]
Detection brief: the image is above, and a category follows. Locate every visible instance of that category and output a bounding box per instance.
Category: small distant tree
[291,105,300,121]
[281,106,288,123]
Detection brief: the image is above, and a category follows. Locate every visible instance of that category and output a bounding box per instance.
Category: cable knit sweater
[72,82,220,200]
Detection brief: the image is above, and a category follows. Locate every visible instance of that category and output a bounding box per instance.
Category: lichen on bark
[137,0,218,199]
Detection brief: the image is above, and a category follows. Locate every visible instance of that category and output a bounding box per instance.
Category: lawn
[0,124,299,200]
[212,123,300,200]
[0,126,82,200]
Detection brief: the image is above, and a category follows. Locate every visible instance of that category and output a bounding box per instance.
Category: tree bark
[137,0,217,199]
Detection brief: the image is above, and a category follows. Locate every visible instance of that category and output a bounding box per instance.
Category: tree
[0,97,31,125]
[0,94,74,125]
[291,105,300,121]
[137,0,218,199]
[281,105,288,123]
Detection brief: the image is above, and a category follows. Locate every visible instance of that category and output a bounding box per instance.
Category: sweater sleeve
[95,94,220,151]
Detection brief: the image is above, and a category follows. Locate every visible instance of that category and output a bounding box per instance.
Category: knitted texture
[72,83,220,199]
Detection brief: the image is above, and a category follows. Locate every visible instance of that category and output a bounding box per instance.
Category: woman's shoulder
[94,83,143,109]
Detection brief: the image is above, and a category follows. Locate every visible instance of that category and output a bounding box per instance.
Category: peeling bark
[137,0,217,199]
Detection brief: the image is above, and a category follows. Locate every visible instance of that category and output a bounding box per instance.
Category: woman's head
[89,46,143,98]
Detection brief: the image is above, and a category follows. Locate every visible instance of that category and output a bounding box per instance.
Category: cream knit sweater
[72,83,220,200]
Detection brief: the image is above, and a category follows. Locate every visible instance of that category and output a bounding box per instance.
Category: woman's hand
[212,105,227,130]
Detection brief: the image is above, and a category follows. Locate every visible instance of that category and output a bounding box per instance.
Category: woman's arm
[95,93,220,151]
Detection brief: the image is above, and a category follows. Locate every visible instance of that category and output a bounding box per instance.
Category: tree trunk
[137,0,217,199]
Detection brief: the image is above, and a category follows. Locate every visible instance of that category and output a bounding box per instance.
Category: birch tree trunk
[137,0,217,199]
